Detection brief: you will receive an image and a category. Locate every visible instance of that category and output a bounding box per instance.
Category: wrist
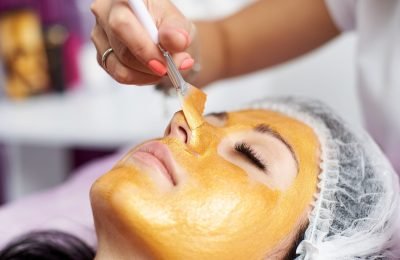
[192,20,227,87]
[184,22,201,84]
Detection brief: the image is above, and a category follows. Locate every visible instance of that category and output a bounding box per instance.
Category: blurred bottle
[43,23,68,93]
[0,9,50,99]
[0,0,83,99]
[39,0,83,91]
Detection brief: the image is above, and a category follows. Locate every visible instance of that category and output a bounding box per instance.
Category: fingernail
[179,58,194,70]
[148,60,167,76]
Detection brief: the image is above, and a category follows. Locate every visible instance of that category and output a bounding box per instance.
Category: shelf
[0,87,178,147]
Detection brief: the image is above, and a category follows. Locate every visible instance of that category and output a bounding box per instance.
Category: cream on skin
[179,83,207,130]
[90,106,320,259]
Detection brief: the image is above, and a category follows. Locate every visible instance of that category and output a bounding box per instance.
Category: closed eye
[234,142,267,171]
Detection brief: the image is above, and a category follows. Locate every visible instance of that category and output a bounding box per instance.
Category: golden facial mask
[91,108,320,260]
[179,84,207,130]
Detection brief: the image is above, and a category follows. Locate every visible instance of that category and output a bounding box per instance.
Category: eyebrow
[254,124,299,168]
[205,112,228,121]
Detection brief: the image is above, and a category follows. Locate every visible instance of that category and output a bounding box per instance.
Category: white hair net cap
[245,97,400,259]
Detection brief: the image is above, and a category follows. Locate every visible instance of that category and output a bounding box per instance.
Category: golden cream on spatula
[178,84,207,129]
[129,0,207,130]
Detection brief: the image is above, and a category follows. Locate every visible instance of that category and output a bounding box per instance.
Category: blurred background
[0,0,360,203]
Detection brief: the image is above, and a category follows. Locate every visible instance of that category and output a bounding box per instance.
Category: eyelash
[234,142,267,171]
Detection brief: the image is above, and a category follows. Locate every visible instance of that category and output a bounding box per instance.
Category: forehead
[217,109,320,160]
[221,109,305,128]
[205,109,316,140]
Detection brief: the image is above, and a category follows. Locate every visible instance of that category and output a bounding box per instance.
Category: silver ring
[101,47,113,70]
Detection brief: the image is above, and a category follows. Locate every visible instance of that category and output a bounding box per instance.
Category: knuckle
[96,53,101,66]
[117,47,136,66]
[131,44,148,62]
[90,2,99,17]
[90,24,103,44]
[117,43,148,64]
[113,65,131,84]
[108,11,129,35]
[115,46,127,60]
[90,28,97,42]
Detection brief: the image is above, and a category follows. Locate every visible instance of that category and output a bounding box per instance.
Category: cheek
[92,162,299,259]
[173,156,285,250]
[168,150,285,237]
[170,183,284,259]
[134,183,284,259]
[171,156,307,257]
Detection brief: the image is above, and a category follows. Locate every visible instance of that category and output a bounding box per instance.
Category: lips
[130,141,178,186]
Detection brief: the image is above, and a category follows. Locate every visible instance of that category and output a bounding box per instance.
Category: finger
[172,52,194,71]
[157,2,193,53]
[95,52,160,85]
[106,1,167,76]
[91,23,161,85]
[92,0,155,75]
[107,35,155,75]
[158,19,193,54]
[91,0,112,20]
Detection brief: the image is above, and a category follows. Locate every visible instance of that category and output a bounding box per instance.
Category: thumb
[158,15,193,53]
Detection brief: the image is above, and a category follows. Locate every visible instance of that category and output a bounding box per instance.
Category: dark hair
[0,230,95,260]
[0,226,305,260]
[284,223,306,260]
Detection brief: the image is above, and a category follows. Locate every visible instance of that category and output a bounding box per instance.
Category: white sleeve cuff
[324,0,357,31]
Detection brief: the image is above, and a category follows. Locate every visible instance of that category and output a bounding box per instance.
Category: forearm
[193,0,340,86]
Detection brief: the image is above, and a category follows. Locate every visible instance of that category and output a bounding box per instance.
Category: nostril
[178,126,188,143]
[165,122,190,143]
[166,112,192,143]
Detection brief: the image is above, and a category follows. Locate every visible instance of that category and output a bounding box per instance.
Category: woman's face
[91,109,320,260]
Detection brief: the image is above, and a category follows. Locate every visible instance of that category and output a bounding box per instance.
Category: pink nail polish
[148,60,167,76]
[179,58,194,70]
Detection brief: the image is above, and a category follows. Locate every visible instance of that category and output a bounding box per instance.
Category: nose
[164,111,191,144]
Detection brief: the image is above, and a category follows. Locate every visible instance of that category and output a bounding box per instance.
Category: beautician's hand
[90,0,195,85]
